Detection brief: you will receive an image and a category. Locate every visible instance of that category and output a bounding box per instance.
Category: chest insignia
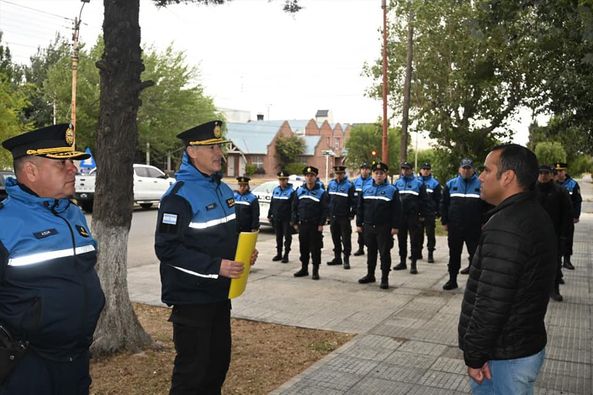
[75,225,90,238]
[226,198,235,208]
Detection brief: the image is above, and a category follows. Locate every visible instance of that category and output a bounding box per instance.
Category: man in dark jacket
[459,144,556,394]
[535,165,572,302]
[352,163,372,256]
[326,166,355,269]
[268,171,295,263]
[554,162,582,270]
[0,124,105,394]
[233,176,260,233]
[291,166,329,280]
[417,162,441,263]
[155,121,257,394]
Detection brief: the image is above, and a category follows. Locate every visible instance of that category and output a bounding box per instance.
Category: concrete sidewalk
[128,176,593,394]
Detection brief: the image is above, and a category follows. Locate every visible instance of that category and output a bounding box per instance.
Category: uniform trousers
[298,221,323,267]
[398,214,422,260]
[273,219,292,254]
[447,224,480,275]
[169,300,231,395]
[363,224,392,273]
[356,228,365,250]
[565,221,575,258]
[329,216,352,258]
[418,215,436,253]
[0,350,90,395]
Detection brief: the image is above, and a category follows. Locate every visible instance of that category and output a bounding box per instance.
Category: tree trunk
[91,0,152,355]
[400,11,414,164]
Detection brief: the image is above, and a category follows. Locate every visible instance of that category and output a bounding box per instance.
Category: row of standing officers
[245,158,581,293]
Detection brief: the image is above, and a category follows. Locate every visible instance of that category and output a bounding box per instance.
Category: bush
[245,164,257,176]
[285,162,306,177]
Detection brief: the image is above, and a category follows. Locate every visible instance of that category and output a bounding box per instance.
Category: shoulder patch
[226,198,235,208]
[162,213,178,225]
[75,225,90,238]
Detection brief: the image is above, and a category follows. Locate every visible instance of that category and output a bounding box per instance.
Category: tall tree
[93,0,300,355]
[345,121,401,168]
[275,134,305,170]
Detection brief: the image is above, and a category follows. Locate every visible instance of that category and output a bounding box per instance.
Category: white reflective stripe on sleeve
[363,195,392,202]
[299,195,321,202]
[8,244,96,267]
[426,188,434,193]
[329,191,349,197]
[171,265,219,279]
[234,201,250,205]
[189,213,236,229]
[272,196,290,200]
[399,190,419,196]
[450,193,481,198]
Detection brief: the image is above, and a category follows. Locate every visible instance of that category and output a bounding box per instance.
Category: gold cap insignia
[65,127,75,146]
[213,124,222,138]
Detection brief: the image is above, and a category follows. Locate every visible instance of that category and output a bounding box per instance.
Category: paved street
[127,177,593,394]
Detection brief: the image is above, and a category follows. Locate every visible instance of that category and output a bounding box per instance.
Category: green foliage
[344,122,400,171]
[568,155,593,178]
[275,135,306,169]
[0,72,29,168]
[244,163,257,176]
[285,162,306,176]
[534,141,566,167]
[528,117,589,168]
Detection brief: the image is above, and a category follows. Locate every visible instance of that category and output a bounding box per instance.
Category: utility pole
[381,0,389,164]
[71,0,90,143]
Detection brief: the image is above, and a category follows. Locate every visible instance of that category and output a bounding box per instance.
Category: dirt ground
[89,303,353,395]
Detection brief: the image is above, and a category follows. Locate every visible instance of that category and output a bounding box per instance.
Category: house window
[252,156,264,169]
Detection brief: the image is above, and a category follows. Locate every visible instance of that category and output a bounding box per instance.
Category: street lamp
[322,149,336,185]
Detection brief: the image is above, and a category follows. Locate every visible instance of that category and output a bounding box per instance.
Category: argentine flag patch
[163,213,178,225]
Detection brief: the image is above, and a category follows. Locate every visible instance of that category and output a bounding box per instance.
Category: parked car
[75,164,175,213]
[0,170,16,200]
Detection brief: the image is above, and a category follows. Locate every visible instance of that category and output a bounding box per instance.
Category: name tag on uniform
[163,213,178,225]
[33,228,58,239]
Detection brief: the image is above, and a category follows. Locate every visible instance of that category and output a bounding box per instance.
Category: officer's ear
[19,157,42,184]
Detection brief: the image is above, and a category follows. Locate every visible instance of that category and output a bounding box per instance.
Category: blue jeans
[470,349,545,395]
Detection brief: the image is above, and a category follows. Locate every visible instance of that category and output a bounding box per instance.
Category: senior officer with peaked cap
[154,120,258,394]
[0,124,105,394]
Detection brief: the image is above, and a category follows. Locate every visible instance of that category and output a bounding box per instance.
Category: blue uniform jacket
[558,176,582,219]
[327,177,355,218]
[356,181,401,228]
[393,175,428,218]
[0,179,104,361]
[440,174,485,229]
[268,184,295,222]
[233,191,260,232]
[291,183,329,225]
[418,175,442,217]
[155,152,238,306]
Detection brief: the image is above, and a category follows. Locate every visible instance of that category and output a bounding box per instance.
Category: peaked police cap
[303,166,319,176]
[1,123,90,160]
[176,120,229,146]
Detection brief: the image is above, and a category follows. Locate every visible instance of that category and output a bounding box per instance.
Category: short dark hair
[491,144,538,191]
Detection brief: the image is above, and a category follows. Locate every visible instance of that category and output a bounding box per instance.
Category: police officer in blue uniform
[417,162,441,263]
[233,176,260,233]
[326,165,356,269]
[155,120,257,394]
[0,124,105,394]
[356,162,401,289]
[554,162,582,270]
[268,171,295,263]
[292,166,329,280]
[441,158,486,290]
[392,162,428,275]
[352,163,372,256]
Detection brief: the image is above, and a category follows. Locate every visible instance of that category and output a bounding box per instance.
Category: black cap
[277,170,290,178]
[460,158,473,168]
[303,166,319,176]
[538,164,553,173]
[371,161,389,172]
[176,120,229,146]
[1,123,90,160]
[236,176,251,183]
[360,162,370,169]
[400,161,412,169]
[333,165,346,172]
[554,162,567,170]
[421,161,431,169]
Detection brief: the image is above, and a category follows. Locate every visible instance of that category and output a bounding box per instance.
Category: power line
[0,0,73,22]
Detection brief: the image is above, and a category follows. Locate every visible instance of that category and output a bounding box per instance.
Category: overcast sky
[0,0,538,145]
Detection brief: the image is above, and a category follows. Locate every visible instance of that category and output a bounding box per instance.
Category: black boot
[460,265,471,275]
[312,265,320,280]
[281,251,289,263]
[550,286,563,302]
[272,249,282,262]
[358,267,376,283]
[563,256,575,270]
[393,258,407,271]
[410,260,418,275]
[343,255,350,270]
[353,248,364,256]
[327,256,342,266]
[443,276,458,290]
[380,272,389,289]
[293,263,309,277]
[427,250,435,263]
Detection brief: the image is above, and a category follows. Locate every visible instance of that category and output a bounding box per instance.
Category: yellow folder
[228,231,258,299]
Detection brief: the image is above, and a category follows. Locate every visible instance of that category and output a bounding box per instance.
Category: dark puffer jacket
[458,192,556,369]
